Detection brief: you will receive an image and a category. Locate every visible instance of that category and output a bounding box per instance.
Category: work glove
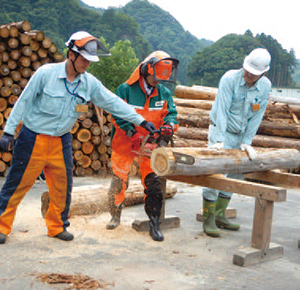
[160,124,174,136]
[0,132,15,152]
[131,132,144,151]
[240,143,257,160]
[140,120,156,134]
[209,142,224,150]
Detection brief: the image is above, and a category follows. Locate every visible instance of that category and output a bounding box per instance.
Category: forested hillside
[0,0,152,60]
[120,0,213,85]
[187,31,297,88]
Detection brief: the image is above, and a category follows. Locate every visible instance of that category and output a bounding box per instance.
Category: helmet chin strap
[71,52,80,73]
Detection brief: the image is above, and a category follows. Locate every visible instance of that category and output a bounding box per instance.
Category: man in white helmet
[0,31,155,244]
[201,48,272,237]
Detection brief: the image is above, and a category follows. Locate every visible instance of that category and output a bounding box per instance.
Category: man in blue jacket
[0,31,155,244]
[202,48,272,237]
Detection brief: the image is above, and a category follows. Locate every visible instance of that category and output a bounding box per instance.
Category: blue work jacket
[5,61,144,136]
[209,69,271,148]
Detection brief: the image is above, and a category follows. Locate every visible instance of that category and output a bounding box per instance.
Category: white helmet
[65,31,110,62]
[243,48,271,76]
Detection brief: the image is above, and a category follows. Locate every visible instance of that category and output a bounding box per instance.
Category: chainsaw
[132,129,195,165]
[132,129,172,157]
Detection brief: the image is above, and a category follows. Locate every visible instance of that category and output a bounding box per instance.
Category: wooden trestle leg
[132,178,180,232]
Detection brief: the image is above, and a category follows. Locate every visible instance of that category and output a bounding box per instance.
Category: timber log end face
[154,153,168,174]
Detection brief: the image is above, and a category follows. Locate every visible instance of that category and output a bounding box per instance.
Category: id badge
[252,103,260,112]
[76,104,88,113]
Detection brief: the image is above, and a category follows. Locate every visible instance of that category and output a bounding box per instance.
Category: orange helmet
[126,51,179,85]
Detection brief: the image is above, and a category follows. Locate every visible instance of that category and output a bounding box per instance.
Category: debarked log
[41,182,177,218]
[150,147,300,176]
[177,113,300,139]
[174,126,300,150]
[174,85,217,100]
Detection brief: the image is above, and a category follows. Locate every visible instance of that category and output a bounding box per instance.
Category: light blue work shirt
[203,68,272,200]
[209,68,271,148]
[5,61,145,136]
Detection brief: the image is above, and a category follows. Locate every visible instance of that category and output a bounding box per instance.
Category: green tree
[187,32,296,88]
[88,39,139,92]
[121,0,212,85]
[187,34,261,87]
[256,33,296,87]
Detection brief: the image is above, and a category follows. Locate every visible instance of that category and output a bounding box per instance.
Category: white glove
[240,143,257,160]
[209,142,224,150]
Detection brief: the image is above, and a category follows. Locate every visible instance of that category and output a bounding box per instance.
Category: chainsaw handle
[150,129,161,135]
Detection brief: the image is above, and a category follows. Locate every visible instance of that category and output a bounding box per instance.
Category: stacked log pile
[0,20,116,177]
[70,105,115,176]
[0,21,63,175]
[173,85,300,167]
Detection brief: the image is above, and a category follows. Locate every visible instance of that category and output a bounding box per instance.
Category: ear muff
[140,62,148,77]
[68,39,75,49]
[140,57,159,77]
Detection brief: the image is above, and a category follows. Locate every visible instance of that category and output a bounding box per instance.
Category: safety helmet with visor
[65,31,110,62]
[141,56,179,84]
[243,48,271,76]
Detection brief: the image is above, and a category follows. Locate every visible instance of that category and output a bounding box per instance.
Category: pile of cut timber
[0,20,118,177]
[173,85,300,173]
[0,21,63,175]
[70,105,115,177]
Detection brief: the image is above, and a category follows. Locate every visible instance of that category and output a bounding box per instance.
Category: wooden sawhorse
[132,178,180,232]
[166,170,300,267]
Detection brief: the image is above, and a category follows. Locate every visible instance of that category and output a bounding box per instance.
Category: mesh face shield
[77,39,110,57]
[71,37,111,61]
[148,57,179,83]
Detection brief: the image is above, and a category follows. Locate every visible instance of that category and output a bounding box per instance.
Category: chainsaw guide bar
[172,152,195,165]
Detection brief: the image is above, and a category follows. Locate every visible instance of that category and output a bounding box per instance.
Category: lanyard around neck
[64,78,84,102]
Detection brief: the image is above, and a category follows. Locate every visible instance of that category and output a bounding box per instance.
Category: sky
[81,0,300,59]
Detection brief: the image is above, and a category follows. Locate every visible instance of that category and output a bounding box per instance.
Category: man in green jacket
[106,51,179,242]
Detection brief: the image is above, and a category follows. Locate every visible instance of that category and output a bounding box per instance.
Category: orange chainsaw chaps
[111,150,153,206]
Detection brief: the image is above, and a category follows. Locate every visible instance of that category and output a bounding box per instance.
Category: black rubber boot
[54,230,74,241]
[149,215,164,242]
[0,233,6,244]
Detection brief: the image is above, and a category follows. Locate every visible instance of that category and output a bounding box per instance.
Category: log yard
[0,20,300,290]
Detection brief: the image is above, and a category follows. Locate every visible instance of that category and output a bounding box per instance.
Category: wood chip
[36,273,113,289]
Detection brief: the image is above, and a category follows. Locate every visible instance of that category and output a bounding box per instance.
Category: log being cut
[150,147,300,176]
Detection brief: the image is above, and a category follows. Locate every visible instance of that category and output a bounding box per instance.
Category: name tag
[252,103,260,111]
[76,104,88,113]
[155,100,164,106]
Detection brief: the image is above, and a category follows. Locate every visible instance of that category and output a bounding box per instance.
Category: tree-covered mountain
[1,0,212,85]
[0,0,152,60]
[187,31,296,88]
[119,0,213,85]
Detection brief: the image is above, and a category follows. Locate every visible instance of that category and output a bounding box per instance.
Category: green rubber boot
[215,196,240,231]
[202,199,220,237]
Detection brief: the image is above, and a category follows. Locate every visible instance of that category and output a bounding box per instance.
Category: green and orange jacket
[111,77,178,154]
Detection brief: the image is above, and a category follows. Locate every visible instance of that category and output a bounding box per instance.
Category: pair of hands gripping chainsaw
[209,142,257,160]
[131,123,173,156]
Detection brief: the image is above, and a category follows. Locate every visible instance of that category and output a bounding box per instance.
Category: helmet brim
[78,50,99,62]
[243,56,269,76]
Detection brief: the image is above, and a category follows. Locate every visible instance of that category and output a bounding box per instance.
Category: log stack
[0,20,117,177]
[173,85,300,172]
[70,105,115,176]
[0,20,63,175]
